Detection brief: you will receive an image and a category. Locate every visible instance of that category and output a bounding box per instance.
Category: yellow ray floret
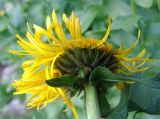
[10,10,150,119]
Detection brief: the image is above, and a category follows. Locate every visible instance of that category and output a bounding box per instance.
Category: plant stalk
[85,84,100,119]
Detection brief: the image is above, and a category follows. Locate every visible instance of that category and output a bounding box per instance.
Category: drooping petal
[118,30,141,56]
[116,49,146,62]
[56,88,78,119]
[97,16,111,46]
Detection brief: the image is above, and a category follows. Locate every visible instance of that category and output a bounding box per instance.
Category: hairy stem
[85,84,100,119]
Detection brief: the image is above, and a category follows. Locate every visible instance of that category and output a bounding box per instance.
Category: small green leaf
[134,0,153,8]
[89,67,160,88]
[46,75,78,87]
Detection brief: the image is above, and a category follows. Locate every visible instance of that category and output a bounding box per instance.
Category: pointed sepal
[46,75,78,87]
[89,66,160,89]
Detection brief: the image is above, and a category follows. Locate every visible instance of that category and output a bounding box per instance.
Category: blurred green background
[0,0,160,119]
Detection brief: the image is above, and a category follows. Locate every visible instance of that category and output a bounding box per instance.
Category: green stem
[85,84,100,119]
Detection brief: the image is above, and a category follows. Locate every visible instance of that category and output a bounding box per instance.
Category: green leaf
[97,89,111,118]
[7,3,24,27]
[89,67,160,88]
[105,0,132,19]
[79,5,100,33]
[0,84,13,107]
[0,17,8,32]
[108,102,128,119]
[134,0,153,8]
[111,15,139,31]
[107,89,128,119]
[127,81,160,115]
[31,109,48,119]
[46,75,78,87]
[89,67,124,84]
[85,30,105,39]
[110,30,136,48]
[157,0,160,10]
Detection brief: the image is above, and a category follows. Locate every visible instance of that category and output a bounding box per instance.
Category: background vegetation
[0,0,160,119]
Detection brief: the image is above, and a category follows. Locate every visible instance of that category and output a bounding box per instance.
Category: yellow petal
[46,15,51,30]
[63,12,81,40]
[118,30,141,56]
[57,88,78,119]
[97,16,111,46]
[52,10,68,42]
[116,49,146,62]
[116,83,125,89]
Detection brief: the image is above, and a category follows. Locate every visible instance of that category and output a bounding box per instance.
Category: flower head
[10,10,149,119]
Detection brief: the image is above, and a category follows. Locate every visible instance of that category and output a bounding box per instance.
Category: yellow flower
[10,10,149,119]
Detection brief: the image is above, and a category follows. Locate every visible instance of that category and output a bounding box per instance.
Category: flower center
[55,46,120,78]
